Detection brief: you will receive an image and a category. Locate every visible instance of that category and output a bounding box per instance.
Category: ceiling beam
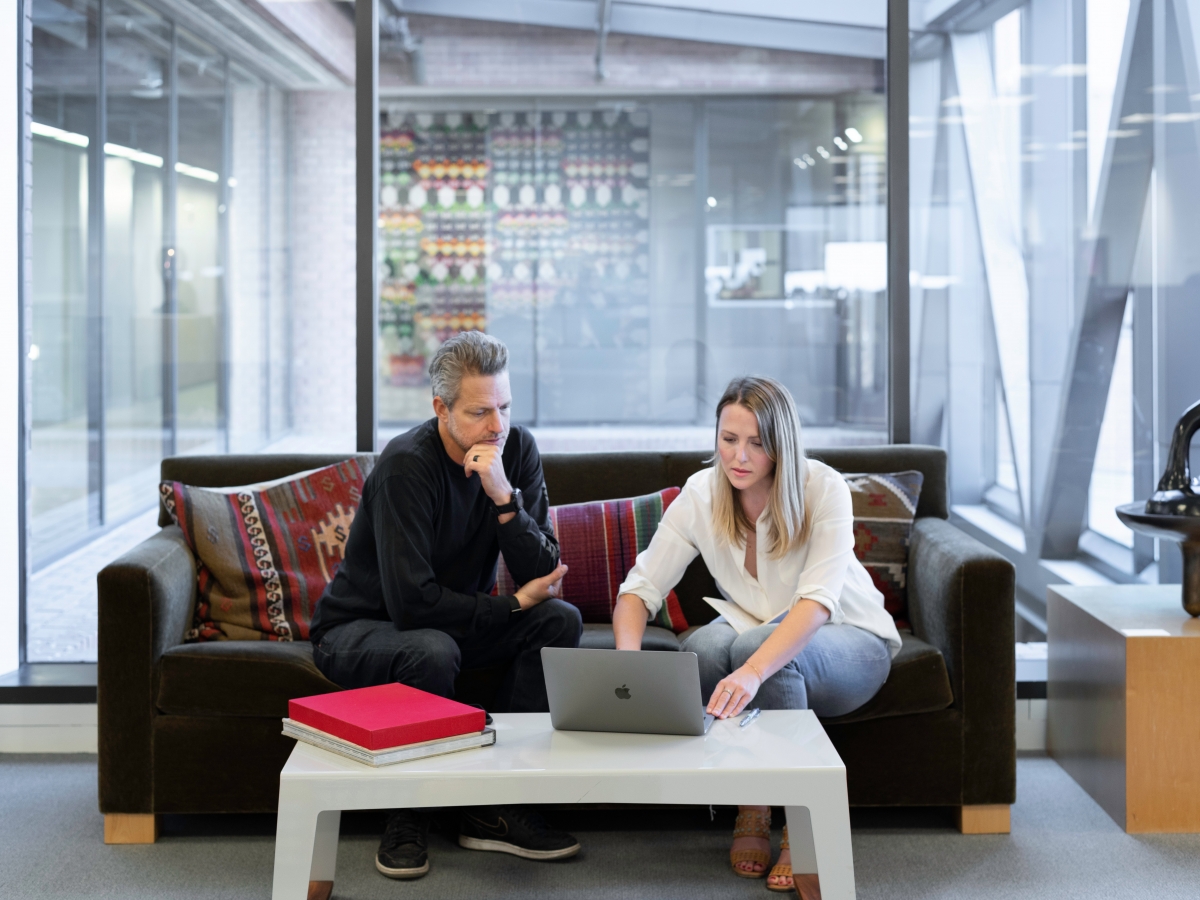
[395,0,887,59]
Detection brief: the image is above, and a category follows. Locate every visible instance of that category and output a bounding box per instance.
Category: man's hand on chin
[463,442,514,507]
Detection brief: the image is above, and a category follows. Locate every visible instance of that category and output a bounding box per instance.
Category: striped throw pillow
[496,488,690,633]
[844,470,924,629]
[160,457,375,642]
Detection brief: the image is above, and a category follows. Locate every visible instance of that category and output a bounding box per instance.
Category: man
[310,332,582,880]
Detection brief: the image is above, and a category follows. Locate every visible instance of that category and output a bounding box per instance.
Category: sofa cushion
[579,623,680,651]
[821,632,953,725]
[497,488,690,632]
[160,457,375,642]
[156,640,340,718]
[845,470,924,629]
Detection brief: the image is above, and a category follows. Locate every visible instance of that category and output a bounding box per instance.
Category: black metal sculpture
[1117,399,1200,616]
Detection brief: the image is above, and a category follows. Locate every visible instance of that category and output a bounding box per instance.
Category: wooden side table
[1048,584,1200,832]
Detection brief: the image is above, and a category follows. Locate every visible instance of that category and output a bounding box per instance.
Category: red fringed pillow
[497,488,690,633]
[843,470,924,630]
[160,457,375,642]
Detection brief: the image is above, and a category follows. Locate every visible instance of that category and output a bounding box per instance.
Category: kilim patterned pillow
[160,457,375,642]
[496,488,690,633]
[843,470,924,629]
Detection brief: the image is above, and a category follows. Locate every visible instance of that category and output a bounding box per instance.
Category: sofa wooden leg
[308,881,333,900]
[957,804,1010,834]
[104,813,159,844]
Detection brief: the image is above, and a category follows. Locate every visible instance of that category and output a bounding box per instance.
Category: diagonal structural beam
[950,30,1031,521]
[1039,0,1153,558]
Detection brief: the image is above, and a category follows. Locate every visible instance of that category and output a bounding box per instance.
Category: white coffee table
[271,710,855,899]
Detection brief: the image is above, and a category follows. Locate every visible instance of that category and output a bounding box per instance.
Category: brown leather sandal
[766,824,793,892]
[730,807,772,878]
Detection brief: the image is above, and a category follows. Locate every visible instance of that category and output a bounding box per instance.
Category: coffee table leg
[786,799,855,900]
[308,810,341,898]
[272,791,329,900]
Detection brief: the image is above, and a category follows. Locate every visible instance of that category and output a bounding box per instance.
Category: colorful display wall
[378,107,650,422]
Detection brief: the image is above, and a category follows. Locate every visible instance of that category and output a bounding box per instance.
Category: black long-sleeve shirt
[309,419,559,645]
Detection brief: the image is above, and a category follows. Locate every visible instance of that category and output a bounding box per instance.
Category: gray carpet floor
[3,753,1199,899]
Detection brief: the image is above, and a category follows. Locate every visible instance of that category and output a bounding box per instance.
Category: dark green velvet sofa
[98,445,1015,841]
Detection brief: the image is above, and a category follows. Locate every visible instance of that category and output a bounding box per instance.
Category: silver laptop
[541,648,716,736]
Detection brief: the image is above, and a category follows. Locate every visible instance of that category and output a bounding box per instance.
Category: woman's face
[717,403,774,494]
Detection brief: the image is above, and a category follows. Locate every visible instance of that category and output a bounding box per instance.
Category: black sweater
[310,419,560,644]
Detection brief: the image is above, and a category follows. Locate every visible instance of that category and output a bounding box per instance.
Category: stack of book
[283,683,496,767]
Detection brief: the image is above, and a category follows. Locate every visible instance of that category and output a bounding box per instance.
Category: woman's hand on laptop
[707,665,762,719]
[515,564,569,610]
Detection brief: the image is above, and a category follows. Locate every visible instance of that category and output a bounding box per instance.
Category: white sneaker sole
[375,855,430,879]
[457,835,581,860]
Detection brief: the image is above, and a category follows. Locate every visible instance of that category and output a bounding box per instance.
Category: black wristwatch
[493,488,524,516]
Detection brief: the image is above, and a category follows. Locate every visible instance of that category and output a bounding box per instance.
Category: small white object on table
[271,710,855,899]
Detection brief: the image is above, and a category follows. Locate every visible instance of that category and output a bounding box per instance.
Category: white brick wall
[287,91,356,443]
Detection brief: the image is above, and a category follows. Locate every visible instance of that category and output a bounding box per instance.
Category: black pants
[311,599,583,712]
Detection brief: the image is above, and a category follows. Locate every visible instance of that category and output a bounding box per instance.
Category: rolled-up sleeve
[791,475,856,624]
[616,490,700,619]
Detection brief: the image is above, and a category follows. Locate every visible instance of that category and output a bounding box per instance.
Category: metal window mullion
[261,85,272,446]
[888,0,911,444]
[162,23,179,460]
[693,100,708,424]
[17,0,33,664]
[283,86,294,435]
[356,0,379,453]
[219,58,232,453]
[88,0,108,526]
[532,101,541,425]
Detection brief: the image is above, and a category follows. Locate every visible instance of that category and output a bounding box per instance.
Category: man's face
[436,371,512,455]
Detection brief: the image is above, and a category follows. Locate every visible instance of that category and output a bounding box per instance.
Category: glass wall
[374,9,890,449]
[26,0,356,661]
[102,0,169,524]
[909,0,1200,611]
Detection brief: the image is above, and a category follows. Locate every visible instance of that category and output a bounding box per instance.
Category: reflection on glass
[1090,302,1134,546]
[30,0,100,565]
[705,98,887,431]
[25,1,303,661]
[175,31,225,457]
[377,97,887,438]
[103,0,168,524]
[375,9,891,446]
[909,0,1200,577]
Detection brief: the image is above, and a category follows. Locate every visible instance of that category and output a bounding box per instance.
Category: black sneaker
[375,809,431,879]
[458,805,580,860]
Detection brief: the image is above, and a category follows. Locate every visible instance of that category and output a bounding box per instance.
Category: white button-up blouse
[617,461,902,657]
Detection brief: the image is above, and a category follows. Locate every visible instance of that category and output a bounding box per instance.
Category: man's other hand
[463,443,514,507]
[515,564,569,611]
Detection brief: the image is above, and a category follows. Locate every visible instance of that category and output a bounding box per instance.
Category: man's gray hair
[428,331,509,408]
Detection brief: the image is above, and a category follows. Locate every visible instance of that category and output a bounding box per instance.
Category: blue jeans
[681,621,891,718]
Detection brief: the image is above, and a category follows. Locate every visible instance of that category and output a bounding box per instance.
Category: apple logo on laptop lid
[615,685,631,700]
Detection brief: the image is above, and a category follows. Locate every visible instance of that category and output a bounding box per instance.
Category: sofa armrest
[908,517,1015,805]
[98,526,197,814]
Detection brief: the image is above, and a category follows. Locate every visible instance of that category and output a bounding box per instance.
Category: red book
[288,684,485,751]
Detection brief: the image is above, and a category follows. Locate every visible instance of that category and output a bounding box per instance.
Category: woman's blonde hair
[711,375,810,557]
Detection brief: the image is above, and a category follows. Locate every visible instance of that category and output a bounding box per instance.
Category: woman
[612,376,901,895]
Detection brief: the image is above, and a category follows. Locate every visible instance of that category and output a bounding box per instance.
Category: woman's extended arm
[613,593,651,650]
[706,598,829,717]
[612,487,702,649]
